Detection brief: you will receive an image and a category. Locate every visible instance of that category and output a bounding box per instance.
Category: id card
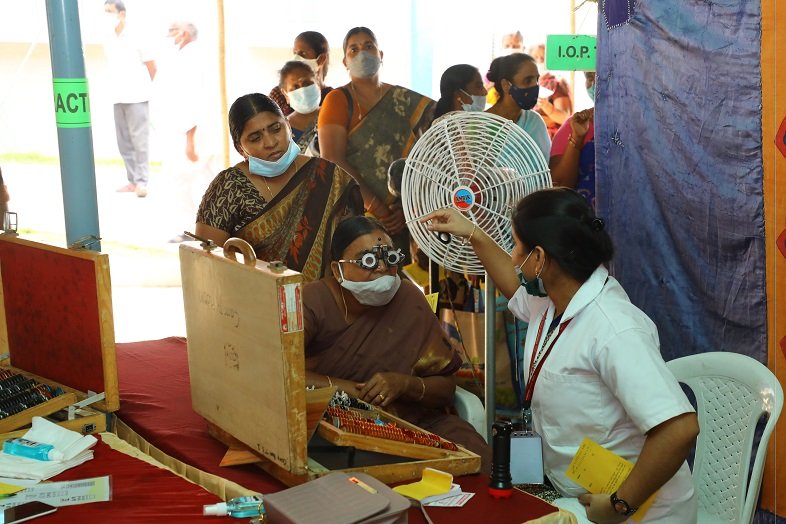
[510,431,544,484]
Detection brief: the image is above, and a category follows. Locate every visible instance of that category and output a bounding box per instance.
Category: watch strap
[610,491,638,516]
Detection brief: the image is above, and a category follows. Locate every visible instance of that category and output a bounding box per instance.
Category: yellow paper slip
[565,437,656,522]
[392,467,453,501]
[425,293,439,313]
[0,482,24,497]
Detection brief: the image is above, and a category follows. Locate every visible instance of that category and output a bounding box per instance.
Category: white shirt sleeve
[507,286,551,323]
[595,327,695,433]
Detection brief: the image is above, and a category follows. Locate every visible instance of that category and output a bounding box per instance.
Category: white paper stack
[0,417,97,480]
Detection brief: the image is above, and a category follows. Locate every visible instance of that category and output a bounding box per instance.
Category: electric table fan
[401,111,551,437]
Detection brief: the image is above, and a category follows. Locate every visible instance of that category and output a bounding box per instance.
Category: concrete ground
[2,160,192,342]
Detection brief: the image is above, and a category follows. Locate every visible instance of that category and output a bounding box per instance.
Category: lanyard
[524,311,572,403]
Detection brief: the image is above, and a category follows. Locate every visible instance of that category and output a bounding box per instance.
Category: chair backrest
[667,352,783,524]
[454,386,488,442]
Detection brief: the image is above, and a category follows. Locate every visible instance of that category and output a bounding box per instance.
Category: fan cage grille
[402,112,552,275]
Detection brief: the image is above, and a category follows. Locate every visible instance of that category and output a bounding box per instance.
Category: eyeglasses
[339,245,405,270]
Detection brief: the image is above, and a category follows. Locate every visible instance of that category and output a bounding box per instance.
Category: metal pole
[484,274,496,441]
[45,0,101,250]
[216,0,230,168]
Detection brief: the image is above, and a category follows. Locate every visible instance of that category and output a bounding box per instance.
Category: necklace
[257,156,302,202]
[348,83,364,119]
[262,179,273,201]
[349,82,382,120]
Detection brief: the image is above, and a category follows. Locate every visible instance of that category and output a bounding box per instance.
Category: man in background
[103,0,156,198]
[153,21,215,242]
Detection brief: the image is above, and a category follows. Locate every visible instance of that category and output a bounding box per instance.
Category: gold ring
[378,394,385,401]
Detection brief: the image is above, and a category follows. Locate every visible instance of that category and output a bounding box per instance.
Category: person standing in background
[433,64,487,119]
[103,0,156,198]
[485,53,551,161]
[318,27,435,263]
[485,30,525,106]
[279,60,323,156]
[529,43,572,139]
[269,31,333,116]
[549,71,596,207]
[154,21,216,243]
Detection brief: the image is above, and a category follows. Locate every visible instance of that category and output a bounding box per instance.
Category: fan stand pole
[484,272,496,441]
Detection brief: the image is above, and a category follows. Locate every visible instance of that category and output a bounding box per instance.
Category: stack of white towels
[0,417,97,481]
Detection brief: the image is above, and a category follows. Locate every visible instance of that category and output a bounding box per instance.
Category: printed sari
[302,278,491,469]
[197,158,362,282]
[340,85,435,258]
[293,120,319,157]
[343,85,436,204]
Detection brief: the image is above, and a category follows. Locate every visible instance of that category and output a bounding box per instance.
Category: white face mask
[460,89,486,112]
[292,55,319,72]
[288,83,321,114]
[348,51,381,78]
[338,266,401,306]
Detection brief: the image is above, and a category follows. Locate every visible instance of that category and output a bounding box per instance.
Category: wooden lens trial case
[0,235,119,440]
[180,239,480,487]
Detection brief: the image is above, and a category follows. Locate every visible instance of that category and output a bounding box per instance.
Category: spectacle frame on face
[339,244,405,271]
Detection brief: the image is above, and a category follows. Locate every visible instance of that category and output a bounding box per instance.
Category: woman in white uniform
[422,188,698,523]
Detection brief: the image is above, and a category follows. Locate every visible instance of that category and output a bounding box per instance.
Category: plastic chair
[454,386,487,442]
[667,352,783,524]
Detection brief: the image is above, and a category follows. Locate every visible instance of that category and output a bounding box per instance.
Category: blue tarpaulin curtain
[595,1,767,363]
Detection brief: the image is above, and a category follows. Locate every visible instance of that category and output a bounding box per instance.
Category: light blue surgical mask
[515,249,547,297]
[587,83,596,102]
[288,83,321,114]
[460,89,486,112]
[348,51,381,78]
[247,138,300,178]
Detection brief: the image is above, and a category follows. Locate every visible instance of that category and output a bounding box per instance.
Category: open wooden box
[0,235,119,439]
[180,240,480,486]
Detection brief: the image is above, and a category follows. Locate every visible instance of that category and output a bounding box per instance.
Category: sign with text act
[52,78,91,128]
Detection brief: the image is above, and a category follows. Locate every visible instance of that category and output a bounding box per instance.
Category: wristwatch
[610,491,638,516]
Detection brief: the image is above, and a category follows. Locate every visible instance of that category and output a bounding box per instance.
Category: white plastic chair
[667,352,783,524]
[454,386,487,442]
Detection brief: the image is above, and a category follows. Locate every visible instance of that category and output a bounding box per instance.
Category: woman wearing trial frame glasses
[300,216,491,473]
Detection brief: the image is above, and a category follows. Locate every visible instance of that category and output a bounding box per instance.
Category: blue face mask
[508,84,540,111]
[587,83,596,102]
[247,138,300,178]
[516,249,547,297]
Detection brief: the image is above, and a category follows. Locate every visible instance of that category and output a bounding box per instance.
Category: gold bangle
[326,375,333,388]
[416,377,426,401]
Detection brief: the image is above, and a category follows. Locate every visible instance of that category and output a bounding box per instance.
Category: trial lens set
[0,370,65,420]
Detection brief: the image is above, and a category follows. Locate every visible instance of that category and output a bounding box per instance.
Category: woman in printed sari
[195,93,362,282]
[317,26,436,260]
[303,216,491,472]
